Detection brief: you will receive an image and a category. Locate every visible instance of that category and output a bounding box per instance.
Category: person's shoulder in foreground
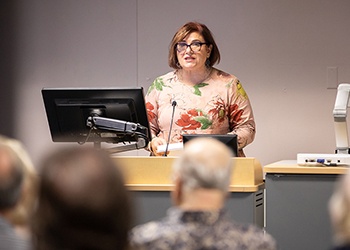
[130,207,276,250]
[0,217,30,250]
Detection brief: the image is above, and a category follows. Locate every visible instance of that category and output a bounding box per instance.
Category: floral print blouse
[146,68,256,157]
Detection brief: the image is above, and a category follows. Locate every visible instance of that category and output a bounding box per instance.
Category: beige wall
[7,0,350,166]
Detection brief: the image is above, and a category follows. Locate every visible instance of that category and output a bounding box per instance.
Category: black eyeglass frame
[175,42,208,52]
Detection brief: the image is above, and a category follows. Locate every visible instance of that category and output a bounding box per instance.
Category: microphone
[163,100,177,156]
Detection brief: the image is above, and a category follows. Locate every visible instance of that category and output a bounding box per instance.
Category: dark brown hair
[32,146,132,250]
[168,22,221,69]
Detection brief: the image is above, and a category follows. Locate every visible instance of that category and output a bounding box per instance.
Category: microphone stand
[164,100,177,156]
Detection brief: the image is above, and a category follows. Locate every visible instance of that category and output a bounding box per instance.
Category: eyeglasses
[176,42,208,52]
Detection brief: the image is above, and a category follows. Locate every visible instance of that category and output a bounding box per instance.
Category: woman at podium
[145,21,256,157]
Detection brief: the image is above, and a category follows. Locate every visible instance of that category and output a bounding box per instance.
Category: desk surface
[114,156,264,192]
[264,160,349,175]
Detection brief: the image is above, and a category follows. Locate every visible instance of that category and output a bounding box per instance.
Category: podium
[114,156,265,227]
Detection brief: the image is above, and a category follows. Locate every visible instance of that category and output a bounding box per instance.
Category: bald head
[173,137,233,193]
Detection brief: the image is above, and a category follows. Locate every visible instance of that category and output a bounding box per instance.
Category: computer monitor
[42,87,151,152]
[182,134,238,156]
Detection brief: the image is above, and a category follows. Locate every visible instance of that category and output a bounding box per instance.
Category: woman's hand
[149,137,168,156]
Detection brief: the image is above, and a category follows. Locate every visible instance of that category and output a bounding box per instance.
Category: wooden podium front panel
[114,156,264,192]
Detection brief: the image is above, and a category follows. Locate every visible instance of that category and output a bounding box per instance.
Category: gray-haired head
[172,137,233,194]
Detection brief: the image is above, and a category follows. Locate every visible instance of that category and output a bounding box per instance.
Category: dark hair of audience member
[31,147,132,250]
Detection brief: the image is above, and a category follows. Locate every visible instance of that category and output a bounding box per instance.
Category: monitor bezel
[182,134,238,156]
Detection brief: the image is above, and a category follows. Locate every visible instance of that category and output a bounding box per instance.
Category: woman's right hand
[149,137,167,156]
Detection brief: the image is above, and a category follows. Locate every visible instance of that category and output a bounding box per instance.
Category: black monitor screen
[182,134,238,156]
[42,87,151,144]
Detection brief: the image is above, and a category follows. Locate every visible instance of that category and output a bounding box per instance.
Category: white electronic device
[297,83,350,166]
[333,83,350,154]
[297,153,350,166]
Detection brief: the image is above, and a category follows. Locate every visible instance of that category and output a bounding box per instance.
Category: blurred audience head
[171,137,233,208]
[0,143,24,213]
[32,146,132,250]
[329,168,350,246]
[0,135,38,233]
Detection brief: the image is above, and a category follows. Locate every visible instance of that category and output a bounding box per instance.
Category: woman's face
[176,32,212,71]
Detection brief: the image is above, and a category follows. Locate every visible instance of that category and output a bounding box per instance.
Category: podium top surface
[113,156,264,192]
[264,160,349,175]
